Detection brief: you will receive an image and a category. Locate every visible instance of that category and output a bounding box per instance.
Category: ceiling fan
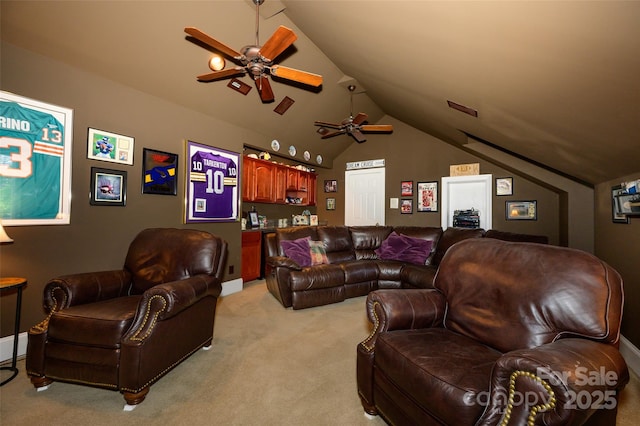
[184,0,322,103]
[314,85,393,143]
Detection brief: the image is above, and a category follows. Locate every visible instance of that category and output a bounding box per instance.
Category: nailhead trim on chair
[499,370,556,426]
[359,301,381,352]
[130,295,167,342]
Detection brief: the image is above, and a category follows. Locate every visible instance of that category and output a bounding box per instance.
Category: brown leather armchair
[26,228,227,410]
[357,238,629,425]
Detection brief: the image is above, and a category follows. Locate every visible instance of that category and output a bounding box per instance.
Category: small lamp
[208,55,225,71]
[0,222,14,244]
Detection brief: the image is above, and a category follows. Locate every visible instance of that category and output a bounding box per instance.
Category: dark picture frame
[401,199,413,214]
[495,177,513,196]
[248,211,260,228]
[90,167,127,206]
[612,180,640,218]
[611,185,630,224]
[417,181,438,212]
[324,179,337,193]
[142,148,178,195]
[506,200,537,220]
[401,180,413,197]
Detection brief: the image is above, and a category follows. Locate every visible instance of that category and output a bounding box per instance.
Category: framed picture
[142,148,178,195]
[0,91,73,225]
[326,198,336,210]
[90,167,127,206]
[401,199,413,214]
[185,140,240,223]
[506,200,537,220]
[248,211,260,228]
[401,181,413,197]
[495,177,513,196]
[324,179,337,193]
[87,128,134,165]
[611,185,629,224]
[417,181,438,212]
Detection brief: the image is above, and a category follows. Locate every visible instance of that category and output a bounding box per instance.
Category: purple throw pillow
[280,236,312,267]
[375,232,433,265]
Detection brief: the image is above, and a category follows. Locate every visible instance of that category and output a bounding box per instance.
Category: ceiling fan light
[317,127,329,136]
[208,55,225,71]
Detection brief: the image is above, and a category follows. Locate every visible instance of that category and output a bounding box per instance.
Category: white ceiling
[2,1,639,185]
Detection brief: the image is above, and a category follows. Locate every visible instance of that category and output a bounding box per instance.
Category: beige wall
[314,116,561,243]
[595,173,640,347]
[2,42,638,352]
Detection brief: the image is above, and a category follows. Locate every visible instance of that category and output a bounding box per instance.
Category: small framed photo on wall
[417,181,438,212]
[401,199,413,214]
[324,180,337,193]
[401,181,413,197]
[90,167,127,206]
[142,148,178,195]
[326,198,336,210]
[87,128,134,165]
[506,200,537,220]
[496,177,513,196]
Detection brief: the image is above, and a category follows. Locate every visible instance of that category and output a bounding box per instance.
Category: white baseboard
[0,332,27,363]
[620,335,640,377]
[0,279,244,363]
[221,278,243,296]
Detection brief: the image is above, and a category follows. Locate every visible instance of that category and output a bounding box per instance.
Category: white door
[345,167,385,226]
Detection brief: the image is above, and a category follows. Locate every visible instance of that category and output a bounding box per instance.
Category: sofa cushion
[309,240,329,265]
[400,264,437,289]
[276,227,319,256]
[393,226,442,266]
[317,226,356,263]
[375,232,433,265]
[350,226,394,260]
[290,264,345,291]
[485,229,548,244]
[280,236,312,267]
[342,260,379,284]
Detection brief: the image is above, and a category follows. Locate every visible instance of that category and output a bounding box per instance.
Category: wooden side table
[0,277,27,386]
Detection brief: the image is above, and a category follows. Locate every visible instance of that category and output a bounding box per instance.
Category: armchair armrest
[43,270,131,312]
[478,338,630,426]
[266,255,302,271]
[357,288,446,415]
[359,289,446,352]
[124,275,221,343]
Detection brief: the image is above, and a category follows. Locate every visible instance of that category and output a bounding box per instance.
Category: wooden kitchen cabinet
[243,155,316,206]
[241,230,262,282]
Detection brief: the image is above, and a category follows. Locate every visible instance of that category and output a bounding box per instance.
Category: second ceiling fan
[314,85,393,143]
[184,0,322,103]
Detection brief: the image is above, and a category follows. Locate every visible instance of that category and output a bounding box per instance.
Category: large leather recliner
[26,228,228,410]
[357,238,629,425]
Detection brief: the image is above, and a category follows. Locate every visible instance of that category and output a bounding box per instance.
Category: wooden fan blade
[361,124,394,133]
[184,27,242,59]
[255,75,275,103]
[350,129,367,143]
[270,65,323,87]
[321,130,346,139]
[352,112,368,125]
[314,120,343,129]
[197,68,245,82]
[259,26,297,61]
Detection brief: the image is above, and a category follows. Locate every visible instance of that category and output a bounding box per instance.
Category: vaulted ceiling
[2,1,639,185]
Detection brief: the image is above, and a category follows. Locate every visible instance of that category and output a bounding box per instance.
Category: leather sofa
[26,228,228,409]
[264,225,547,310]
[356,238,629,425]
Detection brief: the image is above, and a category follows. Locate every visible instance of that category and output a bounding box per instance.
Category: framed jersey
[185,140,240,223]
[0,91,73,225]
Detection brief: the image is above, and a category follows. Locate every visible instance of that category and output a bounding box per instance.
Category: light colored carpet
[1,280,638,425]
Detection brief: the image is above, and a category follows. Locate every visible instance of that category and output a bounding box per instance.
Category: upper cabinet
[242,156,316,206]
